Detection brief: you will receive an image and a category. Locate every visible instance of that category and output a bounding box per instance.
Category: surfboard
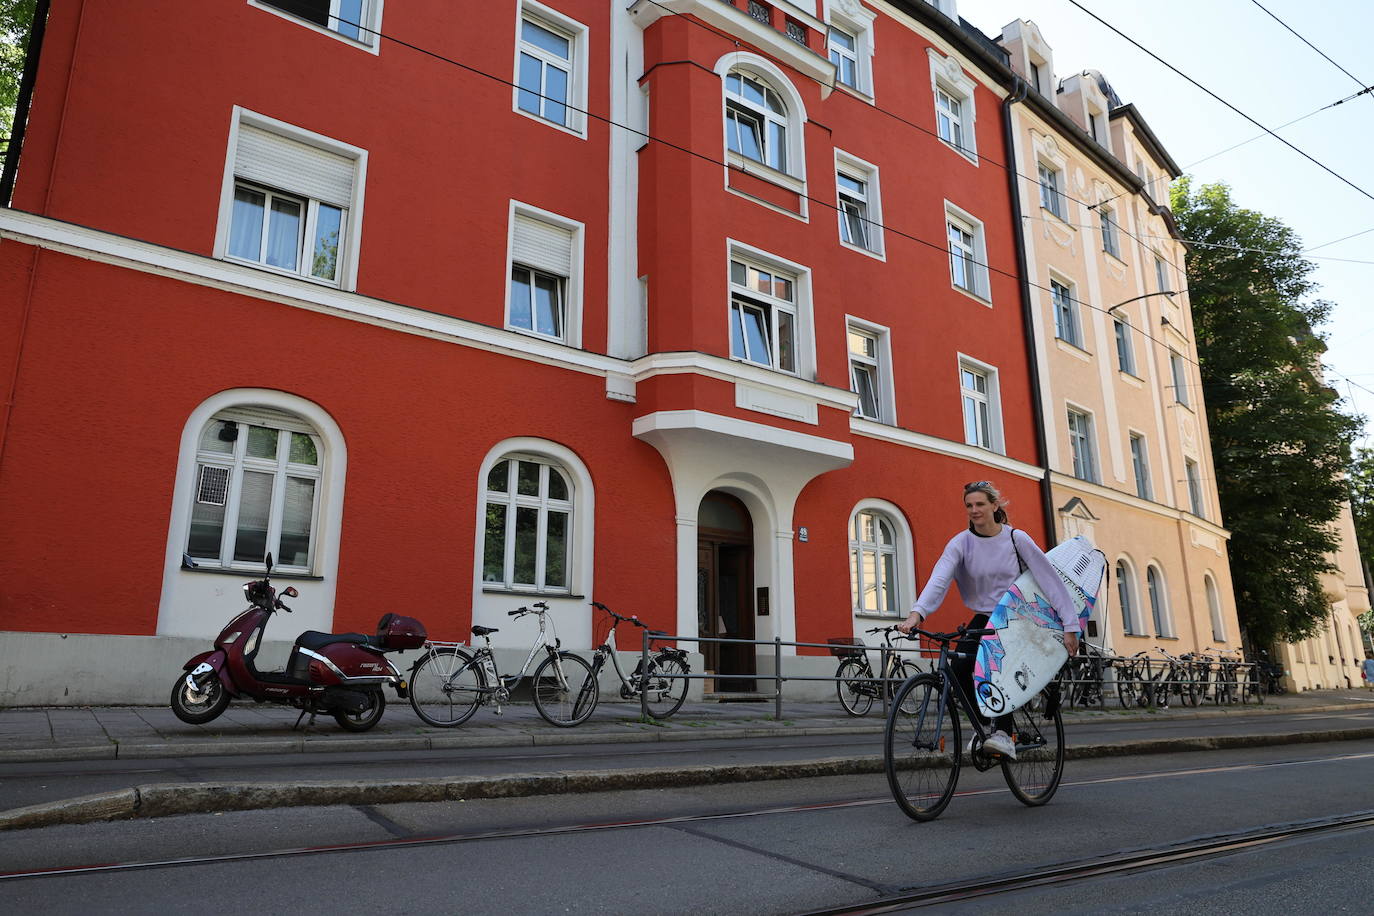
[972,535,1105,719]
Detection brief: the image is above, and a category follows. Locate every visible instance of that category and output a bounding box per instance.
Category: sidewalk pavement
[3,689,1372,830]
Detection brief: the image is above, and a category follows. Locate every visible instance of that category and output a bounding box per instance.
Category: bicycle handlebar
[909,625,996,643]
[590,600,650,628]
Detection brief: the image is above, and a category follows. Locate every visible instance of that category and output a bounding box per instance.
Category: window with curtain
[259,0,377,45]
[187,409,323,571]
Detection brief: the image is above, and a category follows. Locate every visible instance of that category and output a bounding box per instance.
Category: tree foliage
[1,0,37,141]
[1349,446,1374,633]
[1171,178,1362,648]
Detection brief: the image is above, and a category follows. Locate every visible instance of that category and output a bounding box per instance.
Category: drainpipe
[1001,78,1057,547]
[0,0,50,205]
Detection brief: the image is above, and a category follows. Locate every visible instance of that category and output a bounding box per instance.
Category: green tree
[1,0,37,142]
[1171,178,1362,648]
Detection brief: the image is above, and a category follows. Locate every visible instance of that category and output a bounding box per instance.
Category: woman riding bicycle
[897,480,1078,759]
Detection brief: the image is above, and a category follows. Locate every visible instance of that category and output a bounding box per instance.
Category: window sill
[1103,249,1127,268]
[854,613,903,621]
[223,255,348,291]
[512,105,587,140]
[838,238,886,262]
[1055,337,1092,361]
[181,561,323,581]
[481,587,586,599]
[726,151,805,195]
[1041,206,1073,228]
[938,138,979,166]
[951,283,993,308]
[1118,370,1144,388]
[834,82,875,105]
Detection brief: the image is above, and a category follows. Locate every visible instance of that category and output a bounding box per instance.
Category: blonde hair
[964,480,1008,524]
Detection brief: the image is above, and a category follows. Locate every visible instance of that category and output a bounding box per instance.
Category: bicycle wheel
[834,658,873,717]
[643,653,689,719]
[1115,665,1140,709]
[409,647,483,727]
[1249,667,1266,705]
[532,651,598,727]
[884,673,961,822]
[1001,686,1065,806]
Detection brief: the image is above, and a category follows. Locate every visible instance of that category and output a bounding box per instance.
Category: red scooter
[171,554,426,731]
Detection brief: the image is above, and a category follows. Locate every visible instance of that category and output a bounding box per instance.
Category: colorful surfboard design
[973,535,1106,719]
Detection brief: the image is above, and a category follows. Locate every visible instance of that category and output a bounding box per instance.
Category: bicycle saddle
[471,625,499,637]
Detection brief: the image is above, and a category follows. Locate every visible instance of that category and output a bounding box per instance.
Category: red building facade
[0,0,1049,702]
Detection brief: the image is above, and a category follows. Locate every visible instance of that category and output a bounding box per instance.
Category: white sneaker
[982,729,1017,759]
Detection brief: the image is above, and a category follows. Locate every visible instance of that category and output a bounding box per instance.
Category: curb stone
[4,727,1374,831]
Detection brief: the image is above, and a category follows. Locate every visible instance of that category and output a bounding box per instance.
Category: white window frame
[513,0,589,138]
[1099,204,1121,259]
[1205,573,1226,642]
[1186,458,1205,518]
[846,316,895,424]
[717,55,807,187]
[928,50,978,163]
[1113,315,1137,375]
[725,240,815,378]
[505,201,584,347]
[849,499,915,619]
[1154,255,1171,293]
[1170,350,1190,407]
[850,509,899,617]
[1067,405,1099,483]
[249,0,384,52]
[825,1,877,99]
[834,149,884,259]
[944,201,990,303]
[1051,276,1083,348]
[215,108,367,291]
[1146,564,1173,637]
[1038,160,1067,220]
[482,453,575,594]
[1116,557,1141,636]
[729,254,800,375]
[1129,431,1152,500]
[958,355,1004,454]
[185,407,324,574]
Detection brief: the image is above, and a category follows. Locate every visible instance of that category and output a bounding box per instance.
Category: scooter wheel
[334,689,386,732]
[170,672,230,725]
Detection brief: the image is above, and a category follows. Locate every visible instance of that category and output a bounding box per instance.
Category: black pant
[952,613,1013,733]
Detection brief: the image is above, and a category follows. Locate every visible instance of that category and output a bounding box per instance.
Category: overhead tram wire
[1064,0,1374,208]
[1247,0,1373,94]
[325,12,1238,379]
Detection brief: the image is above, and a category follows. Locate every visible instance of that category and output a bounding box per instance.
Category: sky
[960,0,1374,449]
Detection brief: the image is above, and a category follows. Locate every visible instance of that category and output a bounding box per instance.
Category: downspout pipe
[1002,77,1058,548]
[0,0,50,206]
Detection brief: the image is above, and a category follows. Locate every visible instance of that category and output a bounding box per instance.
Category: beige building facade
[997,21,1242,658]
[1273,503,1370,691]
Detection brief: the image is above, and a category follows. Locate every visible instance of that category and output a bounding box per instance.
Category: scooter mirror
[282,586,299,598]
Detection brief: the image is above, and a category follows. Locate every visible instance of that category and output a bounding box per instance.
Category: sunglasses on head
[964,480,992,492]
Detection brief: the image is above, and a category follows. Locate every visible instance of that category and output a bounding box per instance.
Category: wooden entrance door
[696,492,755,693]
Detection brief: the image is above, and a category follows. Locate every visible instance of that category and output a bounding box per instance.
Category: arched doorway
[697,491,755,693]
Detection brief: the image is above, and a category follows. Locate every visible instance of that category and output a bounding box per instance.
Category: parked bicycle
[884,625,1065,821]
[831,626,922,717]
[408,602,596,728]
[1056,640,1110,709]
[585,601,691,720]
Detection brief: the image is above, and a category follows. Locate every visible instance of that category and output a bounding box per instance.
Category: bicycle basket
[827,637,864,658]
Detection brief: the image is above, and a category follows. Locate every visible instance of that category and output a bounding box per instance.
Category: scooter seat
[471,625,499,637]
[295,630,374,652]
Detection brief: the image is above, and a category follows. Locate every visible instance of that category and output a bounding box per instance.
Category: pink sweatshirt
[911,526,1080,632]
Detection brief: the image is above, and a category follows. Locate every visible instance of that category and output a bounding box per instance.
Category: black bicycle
[883,625,1065,822]
[832,625,921,717]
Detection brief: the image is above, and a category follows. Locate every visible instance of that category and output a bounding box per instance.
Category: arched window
[482,454,573,593]
[1146,565,1171,637]
[1205,573,1225,642]
[186,407,323,572]
[725,68,790,173]
[1115,558,1139,636]
[850,509,898,616]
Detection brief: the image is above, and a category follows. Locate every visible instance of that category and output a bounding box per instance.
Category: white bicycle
[408,602,596,728]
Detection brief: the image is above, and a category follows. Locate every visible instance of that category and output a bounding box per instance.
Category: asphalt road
[3,739,1372,914]
[3,705,1373,812]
